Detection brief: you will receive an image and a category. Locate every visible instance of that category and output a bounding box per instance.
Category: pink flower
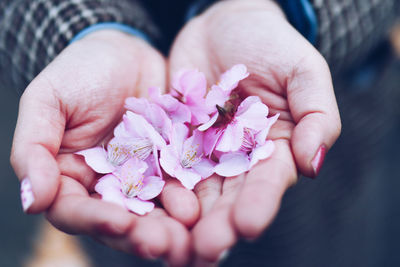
[200,96,272,155]
[214,114,279,177]
[125,96,172,141]
[160,124,215,190]
[171,70,210,125]
[95,158,165,215]
[76,136,133,174]
[148,87,191,124]
[205,64,249,113]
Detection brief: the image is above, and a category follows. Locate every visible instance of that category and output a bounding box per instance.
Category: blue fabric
[69,22,151,44]
[277,0,318,44]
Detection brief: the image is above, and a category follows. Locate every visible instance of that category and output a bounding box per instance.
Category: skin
[168,0,341,263]
[10,0,342,265]
[10,30,198,266]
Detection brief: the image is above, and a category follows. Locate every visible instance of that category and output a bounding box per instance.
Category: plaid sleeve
[0,0,159,93]
[311,0,400,74]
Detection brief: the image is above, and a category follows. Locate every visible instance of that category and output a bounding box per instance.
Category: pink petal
[170,123,189,152]
[189,104,210,125]
[198,112,218,131]
[169,102,191,123]
[95,174,125,207]
[255,113,279,144]
[249,140,275,168]
[205,86,228,113]
[94,174,121,194]
[236,96,269,131]
[218,64,249,92]
[203,127,223,156]
[115,158,147,185]
[215,152,250,177]
[75,147,115,174]
[183,130,204,157]
[124,198,154,215]
[125,99,172,141]
[174,70,207,100]
[192,158,215,179]
[160,145,180,177]
[138,176,165,200]
[148,87,177,110]
[124,111,166,149]
[216,122,244,152]
[175,168,202,190]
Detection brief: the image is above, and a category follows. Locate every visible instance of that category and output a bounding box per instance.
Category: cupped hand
[168,0,341,262]
[10,30,198,266]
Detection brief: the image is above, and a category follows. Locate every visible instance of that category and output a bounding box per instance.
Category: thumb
[11,77,65,213]
[288,53,341,178]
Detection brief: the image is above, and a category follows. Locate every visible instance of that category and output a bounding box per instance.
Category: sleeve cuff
[69,22,151,44]
[276,0,318,45]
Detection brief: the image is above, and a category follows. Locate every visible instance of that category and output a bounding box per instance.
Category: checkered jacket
[0,0,399,92]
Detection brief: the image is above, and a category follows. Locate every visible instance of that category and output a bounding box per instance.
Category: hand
[10,30,198,266]
[168,0,341,262]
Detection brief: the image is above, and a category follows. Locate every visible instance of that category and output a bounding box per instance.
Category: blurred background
[0,21,400,267]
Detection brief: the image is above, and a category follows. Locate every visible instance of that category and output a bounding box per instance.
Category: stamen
[127,138,153,160]
[181,144,202,168]
[240,128,255,152]
[107,143,130,166]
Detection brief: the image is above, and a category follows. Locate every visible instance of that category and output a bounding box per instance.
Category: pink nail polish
[20,178,35,212]
[311,145,326,178]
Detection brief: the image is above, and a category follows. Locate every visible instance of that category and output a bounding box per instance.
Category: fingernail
[218,249,230,262]
[20,178,35,212]
[311,145,326,178]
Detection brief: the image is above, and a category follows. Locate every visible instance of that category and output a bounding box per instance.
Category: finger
[192,174,245,262]
[56,153,98,190]
[288,52,341,177]
[11,78,65,213]
[159,177,200,227]
[194,175,223,216]
[46,176,136,237]
[159,215,192,266]
[233,140,297,238]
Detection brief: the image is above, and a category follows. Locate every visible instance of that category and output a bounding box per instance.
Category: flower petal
[192,158,215,179]
[75,147,115,174]
[175,168,202,190]
[205,86,228,113]
[203,127,223,156]
[249,140,275,168]
[95,174,125,207]
[124,198,155,215]
[160,145,180,177]
[94,174,121,194]
[198,112,218,131]
[138,176,165,200]
[236,96,269,131]
[124,111,166,149]
[255,113,279,144]
[218,64,249,92]
[215,152,249,177]
[115,158,148,185]
[216,122,244,152]
[174,69,207,100]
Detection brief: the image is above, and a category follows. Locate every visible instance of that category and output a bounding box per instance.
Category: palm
[169,0,340,262]
[12,31,193,266]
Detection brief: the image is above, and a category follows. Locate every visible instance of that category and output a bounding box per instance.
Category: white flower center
[181,144,202,168]
[128,138,153,160]
[107,143,130,166]
[121,176,144,198]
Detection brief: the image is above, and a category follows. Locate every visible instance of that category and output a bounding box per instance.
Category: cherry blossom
[95,158,164,215]
[160,124,215,190]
